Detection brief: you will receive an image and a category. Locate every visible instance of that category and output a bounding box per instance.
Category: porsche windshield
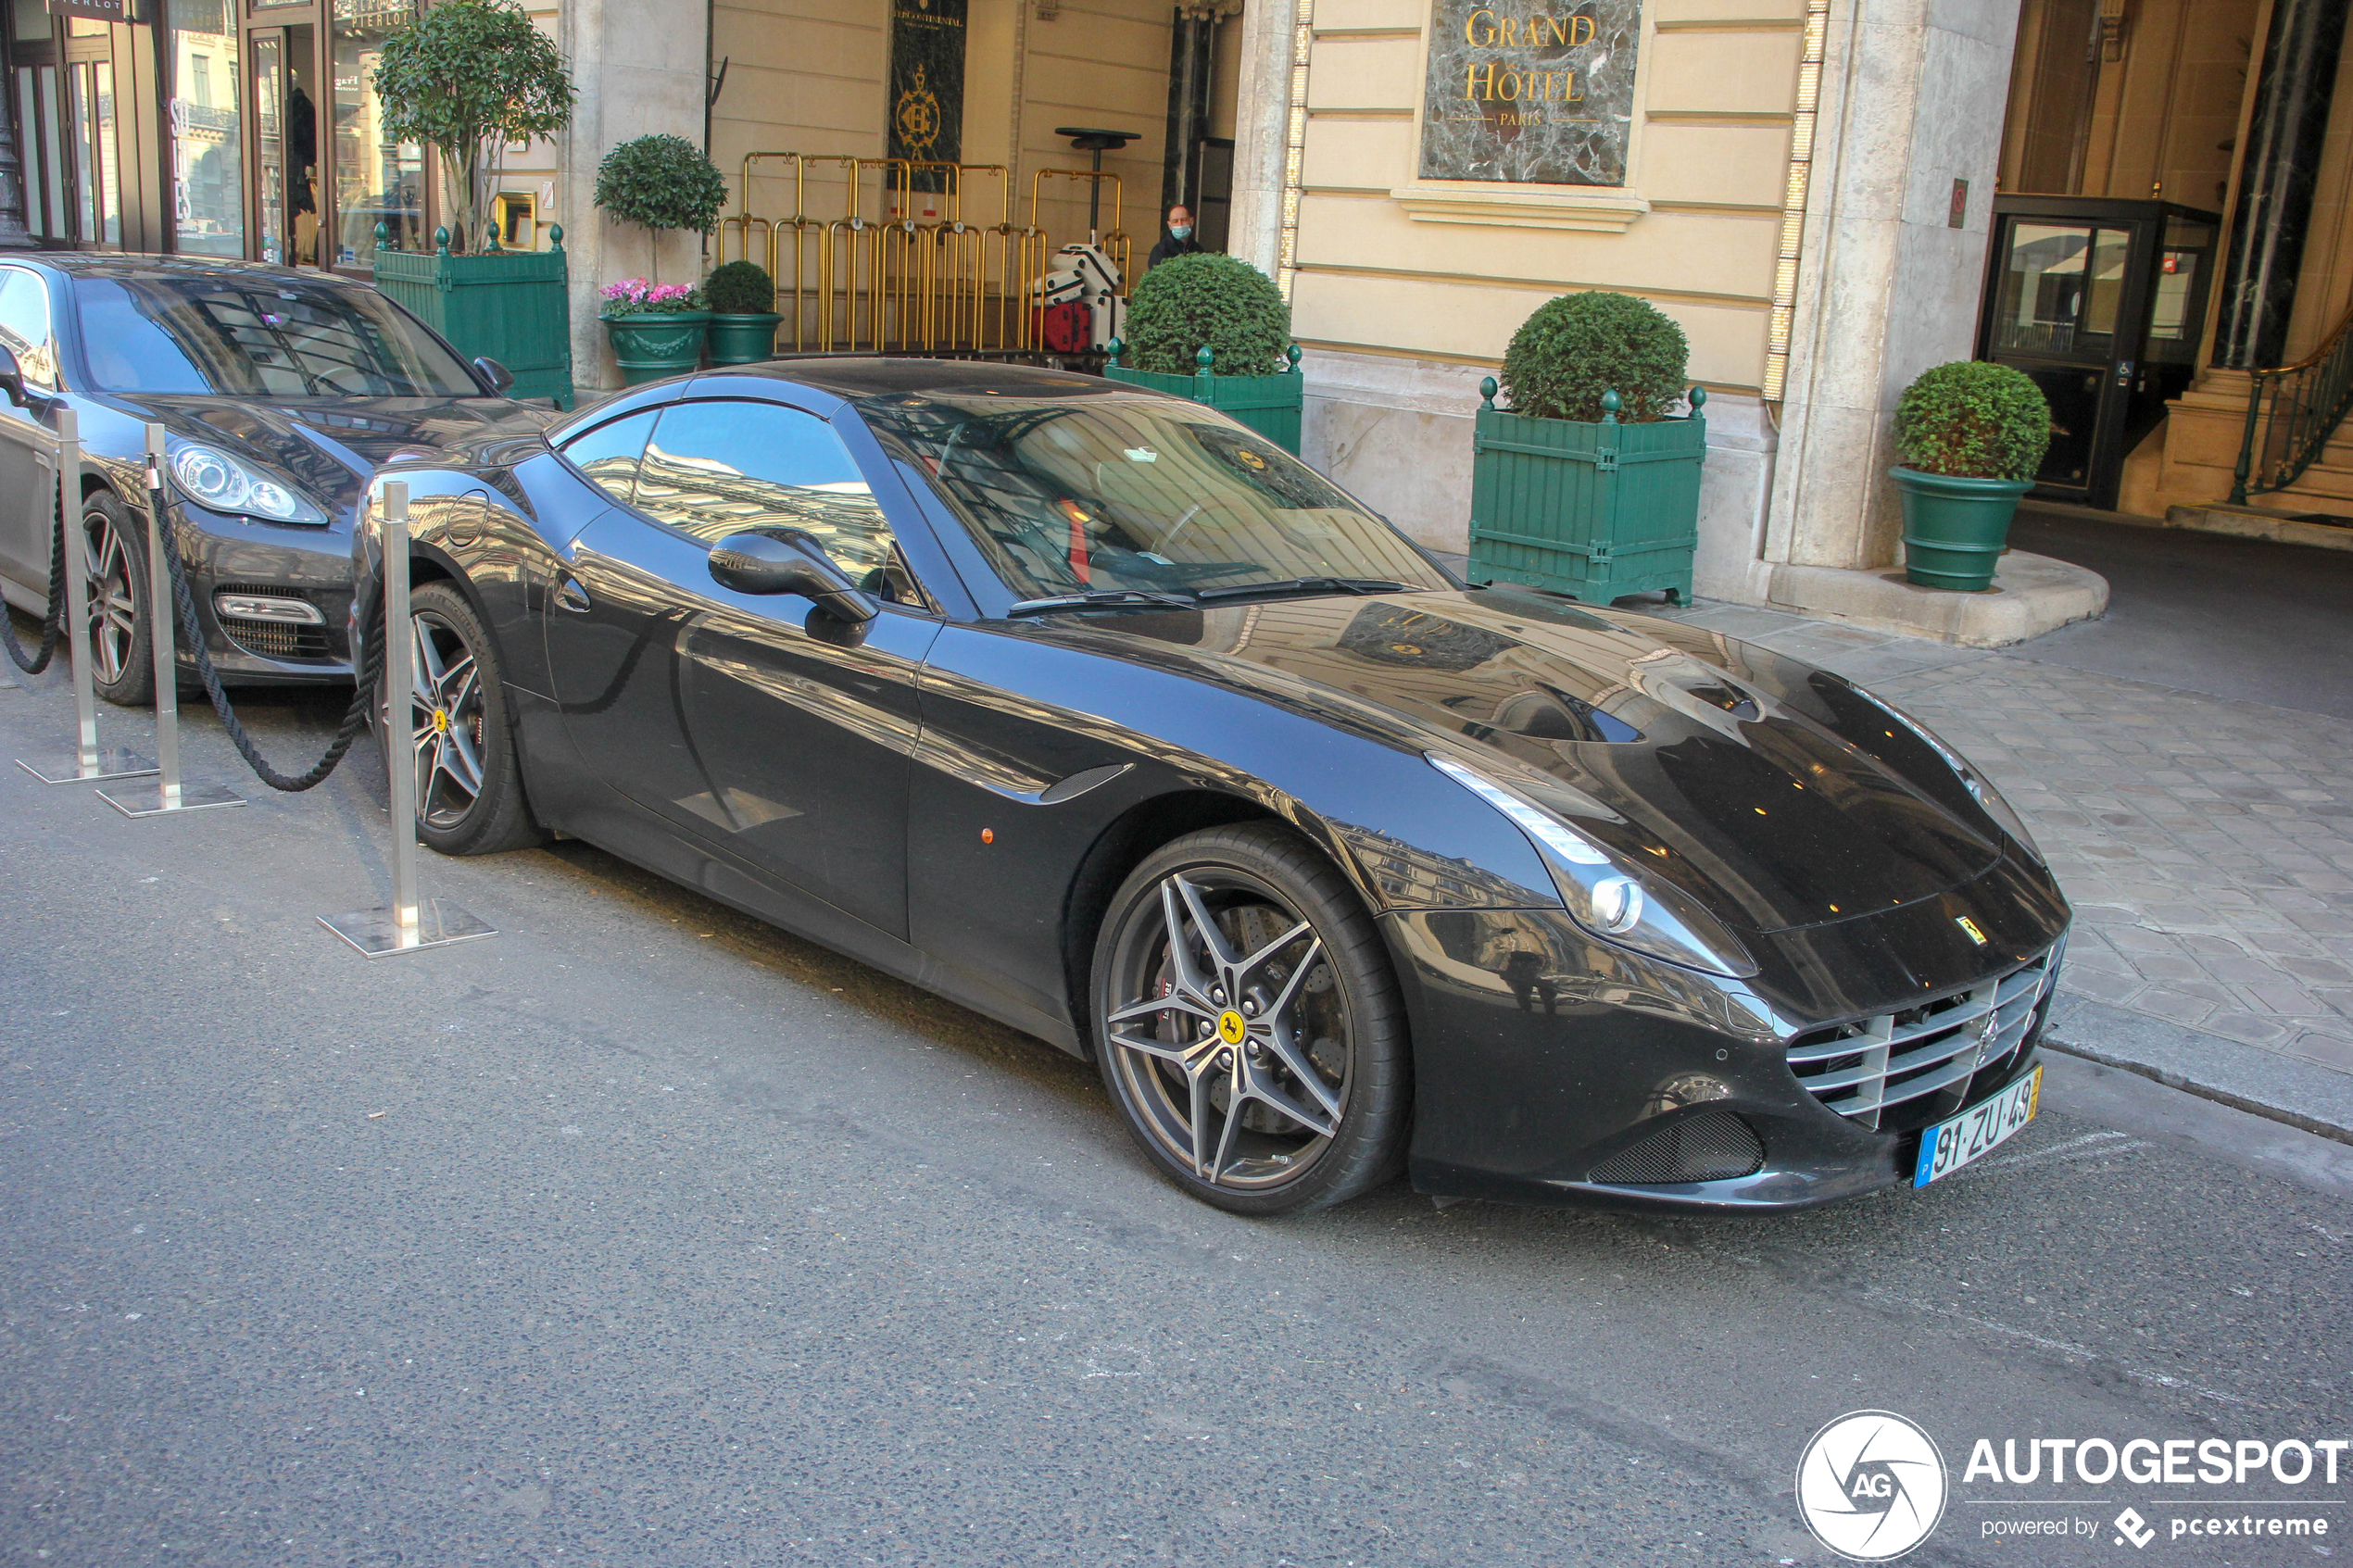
[857,391,1449,603]
[75,274,481,398]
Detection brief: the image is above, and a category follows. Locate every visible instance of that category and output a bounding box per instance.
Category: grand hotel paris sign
[1419,0,1641,186]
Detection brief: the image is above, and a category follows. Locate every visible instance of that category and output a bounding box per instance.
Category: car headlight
[1428,753,1760,979]
[1852,685,2045,865]
[167,439,329,527]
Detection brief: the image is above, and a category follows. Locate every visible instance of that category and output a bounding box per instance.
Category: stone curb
[2044,992,2353,1148]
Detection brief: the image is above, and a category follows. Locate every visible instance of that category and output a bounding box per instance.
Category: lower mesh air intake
[1588,1110,1766,1185]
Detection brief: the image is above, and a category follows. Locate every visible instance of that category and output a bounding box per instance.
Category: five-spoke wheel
[82,493,151,707]
[1093,824,1409,1214]
[379,580,543,856]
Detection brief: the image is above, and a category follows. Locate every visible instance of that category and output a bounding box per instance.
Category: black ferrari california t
[354,359,2070,1216]
[0,254,551,701]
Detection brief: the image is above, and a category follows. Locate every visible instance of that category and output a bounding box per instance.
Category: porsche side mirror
[472,356,516,395]
[0,343,24,408]
[709,529,878,623]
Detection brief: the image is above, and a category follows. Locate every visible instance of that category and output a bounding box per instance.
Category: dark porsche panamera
[0,254,549,700]
[356,358,2070,1215]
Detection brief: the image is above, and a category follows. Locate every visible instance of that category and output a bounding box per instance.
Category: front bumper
[169,502,354,684]
[1385,865,2070,1211]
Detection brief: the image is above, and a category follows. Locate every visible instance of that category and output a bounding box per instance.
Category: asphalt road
[2,659,2349,1568]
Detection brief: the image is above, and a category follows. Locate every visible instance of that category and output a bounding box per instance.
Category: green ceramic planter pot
[604,311,711,385]
[706,312,783,367]
[1891,466,2033,592]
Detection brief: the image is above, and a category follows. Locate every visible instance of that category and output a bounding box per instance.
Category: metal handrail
[2231,304,2353,503]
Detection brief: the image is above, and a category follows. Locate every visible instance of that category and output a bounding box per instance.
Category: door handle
[553,575,591,613]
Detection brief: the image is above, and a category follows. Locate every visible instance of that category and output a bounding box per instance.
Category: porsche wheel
[1092,823,1410,1215]
[82,493,151,708]
[378,581,542,856]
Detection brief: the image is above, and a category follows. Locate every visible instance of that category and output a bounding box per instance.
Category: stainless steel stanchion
[96,425,245,818]
[319,482,495,958]
[15,407,158,784]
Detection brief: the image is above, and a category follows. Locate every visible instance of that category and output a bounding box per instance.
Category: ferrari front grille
[1785,947,2057,1134]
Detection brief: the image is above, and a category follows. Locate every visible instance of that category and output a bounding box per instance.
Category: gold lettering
[1500,15,1520,44]
[1496,66,1523,98]
[1465,6,1498,44]
[1569,14,1594,44]
[1544,15,1569,44]
[1466,60,1498,98]
[1562,69,1581,100]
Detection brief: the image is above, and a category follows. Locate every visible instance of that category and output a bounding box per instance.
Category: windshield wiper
[1004,588,1202,616]
[1194,576,1414,603]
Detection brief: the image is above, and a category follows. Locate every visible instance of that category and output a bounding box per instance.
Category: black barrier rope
[146,479,386,793]
[1,493,68,675]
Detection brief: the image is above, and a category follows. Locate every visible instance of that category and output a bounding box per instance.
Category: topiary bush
[594,134,728,282]
[1501,291,1689,423]
[1894,360,2053,480]
[1122,253,1290,376]
[705,259,776,316]
[373,0,573,255]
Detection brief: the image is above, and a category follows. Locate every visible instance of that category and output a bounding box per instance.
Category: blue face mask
[1169,225,1192,241]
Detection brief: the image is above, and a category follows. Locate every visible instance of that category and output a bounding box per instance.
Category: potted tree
[704,259,783,367]
[593,134,727,381]
[1105,254,1303,452]
[1889,361,2053,591]
[371,0,576,406]
[1466,290,1706,605]
[600,280,710,385]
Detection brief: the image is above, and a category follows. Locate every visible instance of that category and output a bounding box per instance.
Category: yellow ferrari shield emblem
[1216,1010,1246,1046]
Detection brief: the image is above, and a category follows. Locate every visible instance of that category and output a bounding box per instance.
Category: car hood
[1024,586,2008,936]
[109,395,559,520]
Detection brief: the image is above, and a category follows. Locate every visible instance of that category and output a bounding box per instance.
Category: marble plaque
[1419,0,1641,186]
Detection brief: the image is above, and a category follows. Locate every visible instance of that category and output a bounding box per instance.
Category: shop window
[68,58,119,247]
[331,0,423,270]
[171,0,244,258]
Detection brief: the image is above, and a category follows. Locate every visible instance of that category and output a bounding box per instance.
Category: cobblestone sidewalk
[1655,601,2353,1089]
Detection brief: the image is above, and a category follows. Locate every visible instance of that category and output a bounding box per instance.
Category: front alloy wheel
[377,580,543,857]
[82,494,152,707]
[1093,824,1410,1215]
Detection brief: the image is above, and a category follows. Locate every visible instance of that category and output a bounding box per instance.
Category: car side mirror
[0,343,24,408]
[709,529,878,623]
[472,356,516,395]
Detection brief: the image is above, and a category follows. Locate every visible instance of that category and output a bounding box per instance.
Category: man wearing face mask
[1146,205,1204,270]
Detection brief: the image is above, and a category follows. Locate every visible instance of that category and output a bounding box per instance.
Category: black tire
[1091,822,1411,1215]
[377,580,543,856]
[82,492,153,709]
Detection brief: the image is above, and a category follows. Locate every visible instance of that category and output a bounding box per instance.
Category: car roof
[710,356,1133,402]
[24,253,374,289]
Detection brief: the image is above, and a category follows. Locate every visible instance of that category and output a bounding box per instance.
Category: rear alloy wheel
[378,580,542,856]
[82,493,152,708]
[1092,823,1410,1215]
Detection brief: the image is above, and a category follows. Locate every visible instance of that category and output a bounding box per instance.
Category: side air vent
[1588,1110,1765,1185]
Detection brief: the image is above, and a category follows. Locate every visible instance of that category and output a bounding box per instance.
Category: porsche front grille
[1785,949,2056,1133]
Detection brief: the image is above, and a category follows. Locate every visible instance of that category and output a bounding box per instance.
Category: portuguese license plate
[1914,1065,2042,1186]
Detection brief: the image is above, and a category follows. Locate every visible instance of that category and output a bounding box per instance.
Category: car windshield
[74,273,480,398]
[856,390,1449,604]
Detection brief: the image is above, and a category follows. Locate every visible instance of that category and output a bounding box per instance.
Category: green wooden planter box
[707,312,783,367]
[1466,381,1707,605]
[1103,343,1305,454]
[372,225,575,409]
[603,311,711,386]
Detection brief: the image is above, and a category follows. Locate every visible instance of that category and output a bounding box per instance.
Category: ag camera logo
[1796,1411,1949,1561]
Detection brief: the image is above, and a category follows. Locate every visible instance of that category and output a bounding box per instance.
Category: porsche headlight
[167,439,329,527]
[1854,686,2045,865]
[1428,753,1759,979]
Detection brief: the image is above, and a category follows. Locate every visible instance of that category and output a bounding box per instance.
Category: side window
[557,408,659,506]
[635,399,910,592]
[0,270,58,388]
